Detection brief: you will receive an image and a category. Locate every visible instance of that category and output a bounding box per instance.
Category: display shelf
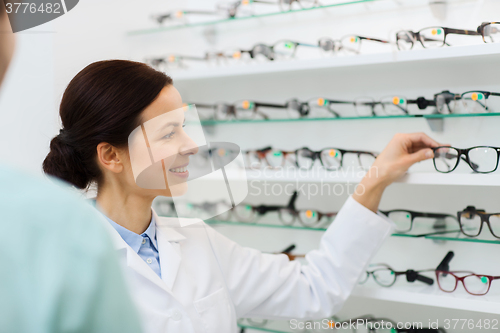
[237,323,289,333]
[351,285,500,314]
[198,112,500,126]
[205,220,500,244]
[169,43,500,81]
[239,169,500,187]
[128,0,382,36]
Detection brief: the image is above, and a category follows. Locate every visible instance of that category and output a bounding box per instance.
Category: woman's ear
[96,142,125,174]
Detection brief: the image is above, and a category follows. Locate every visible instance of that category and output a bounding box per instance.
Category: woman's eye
[163,131,175,140]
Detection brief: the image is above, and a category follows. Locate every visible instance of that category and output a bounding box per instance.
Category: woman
[43,60,440,333]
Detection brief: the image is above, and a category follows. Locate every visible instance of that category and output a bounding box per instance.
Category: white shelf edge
[196,169,500,186]
[351,286,500,314]
[170,43,500,81]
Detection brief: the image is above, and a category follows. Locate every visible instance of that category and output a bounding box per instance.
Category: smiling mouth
[169,165,188,173]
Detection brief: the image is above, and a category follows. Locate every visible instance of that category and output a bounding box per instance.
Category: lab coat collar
[106,208,203,293]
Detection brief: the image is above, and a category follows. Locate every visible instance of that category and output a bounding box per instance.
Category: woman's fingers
[404,132,441,153]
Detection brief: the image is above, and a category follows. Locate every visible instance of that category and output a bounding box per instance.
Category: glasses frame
[432,146,500,174]
[278,207,337,227]
[379,209,460,234]
[396,26,481,50]
[360,264,434,287]
[233,191,298,223]
[244,146,295,169]
[295,147,378,171]
[436,270,500,296]
[457,205,500,239]
[279,0,320,11]
[477,22,500,43]
[318,35,390,54]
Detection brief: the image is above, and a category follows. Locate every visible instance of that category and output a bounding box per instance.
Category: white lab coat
[103,196,394,333]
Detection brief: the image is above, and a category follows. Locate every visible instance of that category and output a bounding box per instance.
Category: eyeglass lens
[433,147,499,173]
[437,272,491,295]
[418,27,446,48]
[483,23,500,43]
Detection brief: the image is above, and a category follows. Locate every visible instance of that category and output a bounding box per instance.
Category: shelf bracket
[425,117,444,132]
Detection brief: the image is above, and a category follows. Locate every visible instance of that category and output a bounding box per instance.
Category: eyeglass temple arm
[359,36,390,44]
[414,212,454,219]
[152,14,171,23]
[297,42,321,48]
[445,28,481,36]
[192,103,216,109]
[182,10,220,16]
[251,0,281,4]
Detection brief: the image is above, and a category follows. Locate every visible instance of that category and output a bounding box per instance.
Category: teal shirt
[0,165,142,333]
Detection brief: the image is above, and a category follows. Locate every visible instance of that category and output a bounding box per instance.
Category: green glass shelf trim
[425,234,500,244]
[199,112,500,126]
[128,0,381,36]
[206,219,328,231]
[206,220,500,244]
[237,324,289,333]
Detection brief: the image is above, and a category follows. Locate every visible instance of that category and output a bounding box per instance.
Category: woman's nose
[179,131,199,156]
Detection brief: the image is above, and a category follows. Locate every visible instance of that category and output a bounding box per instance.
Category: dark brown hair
[43,60,172,189]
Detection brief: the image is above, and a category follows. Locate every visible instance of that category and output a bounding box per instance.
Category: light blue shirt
[104,213,162,278]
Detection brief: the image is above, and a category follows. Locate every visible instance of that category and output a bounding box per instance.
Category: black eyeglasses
[234,191,337,227]
[457,205,500,239]
[278,0,319,11]
[318,35,390,54]
[433,146,500,173]
[151,0,279,23]
[434,90,500,114]
[476,22,500,43]
[236,40,319,61]
[244,146,295,169]
[194,100,288,120]
[396,26,481,50]
[379,209,460,235]
[194,99,310,121]
[295,147,378,171]
[359,263,434,287]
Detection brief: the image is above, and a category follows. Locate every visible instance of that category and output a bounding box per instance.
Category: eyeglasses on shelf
[379,209,460,235]
[244,146,295,169]
[396,26,482,50]
[432,146,500,173]
[436,270,500,296]
[318,35,390,54]
[243,146,378,171]
[359,263,434,287]
[476,22,500,43]
[457,205,500,239]
[295,147,377,171]
[234,191,338,227]
[193,99,310,120]
[151,0,280,24]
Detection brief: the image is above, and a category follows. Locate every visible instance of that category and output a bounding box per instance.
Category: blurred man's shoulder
[0,164,105,235]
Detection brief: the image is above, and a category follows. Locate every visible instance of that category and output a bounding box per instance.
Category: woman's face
[123,85,199,198]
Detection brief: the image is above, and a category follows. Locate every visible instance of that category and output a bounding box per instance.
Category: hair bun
[43,134,91,189]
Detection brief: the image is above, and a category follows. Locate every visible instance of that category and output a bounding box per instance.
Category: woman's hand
[353,133,442,213]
